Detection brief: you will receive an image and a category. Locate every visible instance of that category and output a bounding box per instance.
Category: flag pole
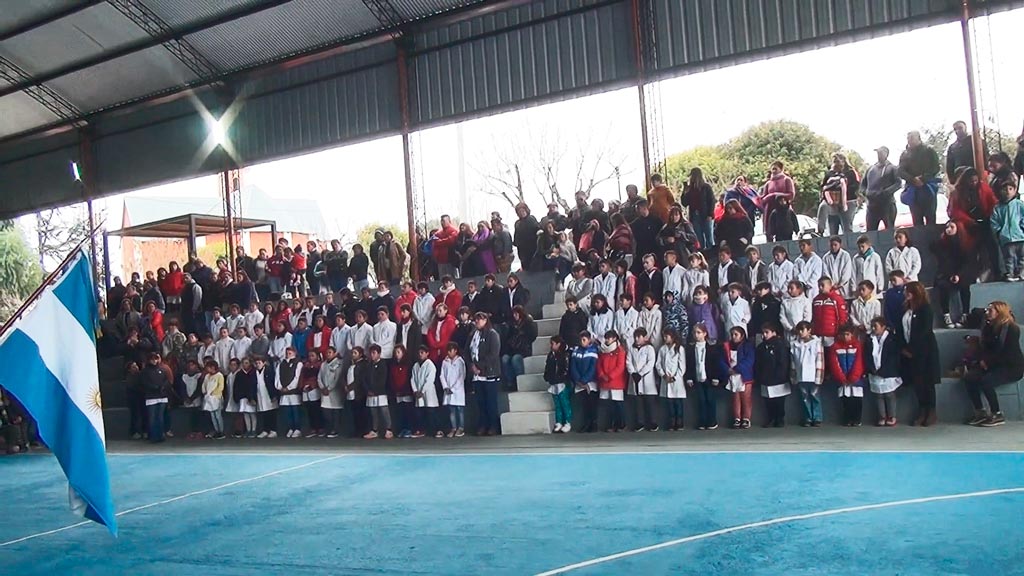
[0,223,104,339]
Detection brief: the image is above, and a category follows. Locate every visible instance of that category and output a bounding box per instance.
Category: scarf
[439,283,455,296]
[599,340,619,354]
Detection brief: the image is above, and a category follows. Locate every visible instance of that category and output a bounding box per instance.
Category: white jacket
[330,325,351,357]
[268,334,292,362]
[593,272,618,303]
[440,356,466,406]
[721,296,751,333]
[662,264,686,299]
[318,357,346,409]
[372,320,397,359]
[413,294,436,334]
[638,305,663,348]
[348,323,373,353]
[885,246,921,281]
[790,337,823,384]
[854,250,886,293]
[780,294,812,335]
[565,277,594,311]
[822,249,855,298]
[794,253,823,298]
[626,344,658,395]
[225,314,246,337]
[232,336,252,361]
[613,307,640,349]
[767,260,796,296]
[656,344,687,398]
[588,309,614,340]
[213,337,235,374]
[411,360,439,408]
[243,310,264,335]
[681,268,709,304]
[850,296,881,328]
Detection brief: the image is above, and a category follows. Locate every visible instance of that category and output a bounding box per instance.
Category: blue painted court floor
[2,448,1023,575]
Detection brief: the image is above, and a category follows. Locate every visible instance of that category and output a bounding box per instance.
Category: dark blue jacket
[721,340,755,381]
[570,344,598,384]
[883,286,905,329]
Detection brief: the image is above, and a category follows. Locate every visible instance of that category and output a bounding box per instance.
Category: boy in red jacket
[596,330,628,432]
[827,326,865,426]
[812,276,848,348]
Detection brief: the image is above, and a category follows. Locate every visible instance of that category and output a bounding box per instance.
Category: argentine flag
[0,250,117,535]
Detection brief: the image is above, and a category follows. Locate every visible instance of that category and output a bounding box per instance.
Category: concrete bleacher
[98,227,1022,438]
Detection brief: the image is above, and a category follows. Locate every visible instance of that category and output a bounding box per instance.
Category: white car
[851,192,949,232]
[751,214,819,245]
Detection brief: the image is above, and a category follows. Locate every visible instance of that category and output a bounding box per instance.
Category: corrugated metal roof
[142,0,265,30]
[0,0,73,37]
[0,91,61,136]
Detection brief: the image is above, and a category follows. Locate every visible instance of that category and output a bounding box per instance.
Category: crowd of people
[4,125,1023,452]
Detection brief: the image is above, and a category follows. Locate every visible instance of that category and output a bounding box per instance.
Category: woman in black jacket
[513,203,541,272]
[931,221,978,329]
[714,200,754,258]
[657,205,699,258]
[467,312,503,435]
[681,168,716,251]
[897,282,941,426]
[501,306,538,391]
[964,301,1024,427]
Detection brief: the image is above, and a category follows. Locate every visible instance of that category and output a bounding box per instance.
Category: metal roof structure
[1,0,1022,219]
[105,212,276,238]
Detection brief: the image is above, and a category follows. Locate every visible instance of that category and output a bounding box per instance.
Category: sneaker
[634,425,646,433]
[362,431,378,439]
[980,412,1006,427]
[215,433,226,440]
[131,433,142,440]
[304,431,318,438]
[317,432,327,438]
[326,432,339,438]
[649,425,660,432]
[560,423,570,433]
[1009,276,1021,282]
[267,431,278,438]
[876,419,887,427]
[943,313,956,329]
[967,411,990,426]
[434,431,445,438]
[811,421,822,427]
[731,419,742,429]
[446,430,455,438]
[233,432,243,439]
[741,419,751,429]
[697,426,707,431]
[384,430,394,439]
[801,421,811,427]
[886,418,898,427]
[165,431,174,438]
[705,424,718,431]
[553,423,563,433]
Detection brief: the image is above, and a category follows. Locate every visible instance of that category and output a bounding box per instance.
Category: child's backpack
[964,308,986,330]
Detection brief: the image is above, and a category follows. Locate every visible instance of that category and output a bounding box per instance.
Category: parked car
[851,192,949,232]
[751,214,819,245]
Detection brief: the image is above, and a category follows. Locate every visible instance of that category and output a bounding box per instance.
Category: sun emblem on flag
[87,387,103,413]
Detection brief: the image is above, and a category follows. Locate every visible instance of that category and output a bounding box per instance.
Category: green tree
[665,120,864,215]
[0,225,43,324]
[664,145,738,191]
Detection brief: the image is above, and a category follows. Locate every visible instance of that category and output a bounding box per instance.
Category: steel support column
[397,47,419,282]
[960,0,987,175]
[79,130,100,284]
[222,171,238,277]
[630,0,652,187]
[102,231,111,291]
[187,214,197,258]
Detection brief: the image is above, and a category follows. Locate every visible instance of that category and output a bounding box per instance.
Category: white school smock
[202,372,224,412]
[268,334,292,363]
[412,360,440,408]
[226,314,245,337]
[767,260,796,296]
[244,310,265,335]
[232,337,252,361]
[656,345,687,399]
[345,365,357,401]
[613,308,640,349]
[722,296,751,333]
[182,373,202,408]
[626,344,658,396]
[213,338,234,374]
[593,272,618,303]
[414,293,436,334]
[330,325,352,357]
[318,358,345,409]
[588,310,613,340]
[372,320,397,359]
[254,368,277,412]
[683,268,709,304]
[794,253,823,299]
[440,356,466,406]
[869,332,902,394]
[638,306,663,349]
[885,246,921,281]
[224,371,239,412]
[790,337,822,384]
[348,323,373,353]
[662,264,686,299]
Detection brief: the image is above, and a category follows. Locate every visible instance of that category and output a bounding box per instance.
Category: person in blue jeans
[468,312,503,436]
[686,323,722,430]
[790,321,824,426]
[681,167,716,251]
[140,352,170,443]
[501,306,537,391]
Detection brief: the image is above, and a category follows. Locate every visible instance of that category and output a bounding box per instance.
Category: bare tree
[34,206,99,273]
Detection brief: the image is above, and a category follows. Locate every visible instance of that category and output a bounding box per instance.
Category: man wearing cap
[861,146,903,231]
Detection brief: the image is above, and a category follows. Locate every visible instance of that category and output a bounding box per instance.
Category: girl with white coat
[440,343,467,437]
[275,348,304,438]
[657,329,687,431]
[780,281,812,339]
[638,295,664,349]
[413,284,436,335]
[884,229,922,281]
[318,347,346,438]
[588,295,614,342]
[613,294,641,350]
[411,346,441,437]
[223,359,241,437]
[253,357,278,438]
[721,284,752,334]
[627,328,658,431]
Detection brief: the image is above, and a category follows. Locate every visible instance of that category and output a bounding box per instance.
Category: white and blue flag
[0,250,116,535]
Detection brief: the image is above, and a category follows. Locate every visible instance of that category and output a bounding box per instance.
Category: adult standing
[760,161,796,242]
[383,231,407,287]
[647,173,675,224]
[964,301,1023,427]
[540,202,570,232]
[620,184,644,223]
[723,176,760,228]
[322,240,349,293]
[946,120,988,183]
[861,146,903,231]
[630,199,662,274]
[656,205,698,260]
[681,168,717,252]
[236,247,257,284]
[714,200,754,258]
[467,312,502,435]
[432,215,460,279]
[491,218,514,274]
[160,262,184,315]
[305,241,322,296]
[897,282,940,427]
[513,203,541,272]
[180,273,203,336]
[897,131,942,226]
[817,154,860,235]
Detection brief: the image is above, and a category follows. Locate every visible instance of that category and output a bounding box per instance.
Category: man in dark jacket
[477,275,507,324]
[898,131,942,225]
[235,247,257,283]
[467,312,502,435]
[630,200,662,274]
[322,240,349,293]
[141,352,170,442]
[305,241,322,296]
[513,204,541,272]
[540,203,569,232]
[946,120,988,182]
[861,146,903,231]
[619,185,644,223]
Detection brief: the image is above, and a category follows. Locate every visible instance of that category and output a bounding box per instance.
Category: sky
[62,8,1024,249]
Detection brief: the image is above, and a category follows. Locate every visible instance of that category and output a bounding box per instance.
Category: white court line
[104,448,1024,457]
[533,487,1024,576]
[0,454,344,548]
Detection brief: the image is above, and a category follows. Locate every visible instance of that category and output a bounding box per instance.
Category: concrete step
[542,302,567,319]
[517,373,549,392]
[972,281,1024,315]
[532,336,551,356]
[500,411,554,435]
[524,355,547,375]
[507,391,554,412]
[537,318,559,337]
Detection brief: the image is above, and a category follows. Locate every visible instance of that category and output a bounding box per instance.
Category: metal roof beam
[0,1,105,43]
[361,0,406,33]
[0,55,81,120]
[107,0,220,79]
[0,0,295,100]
